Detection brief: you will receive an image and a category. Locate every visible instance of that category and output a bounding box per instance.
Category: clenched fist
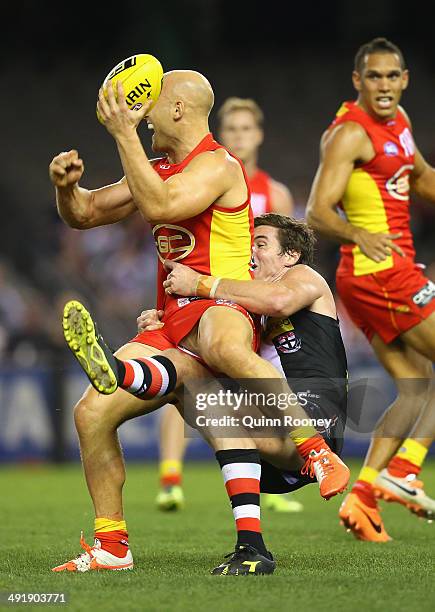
[49,149,84,188]
[137,309,165,332]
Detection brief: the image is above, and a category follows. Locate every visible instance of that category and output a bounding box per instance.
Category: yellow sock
[160,459,182,487]
[357,466,379,485]
[289,426,320,446]
[395,438,428,468]
[94,518,127,533]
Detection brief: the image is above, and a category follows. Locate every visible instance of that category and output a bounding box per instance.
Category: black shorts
[260,390,346,494]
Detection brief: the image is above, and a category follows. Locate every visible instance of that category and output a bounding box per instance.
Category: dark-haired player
[65,214,349,575]
[306,37,435,542]
[156,97,296,513]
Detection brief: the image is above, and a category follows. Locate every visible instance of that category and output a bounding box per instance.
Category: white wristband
[209,277,221,299]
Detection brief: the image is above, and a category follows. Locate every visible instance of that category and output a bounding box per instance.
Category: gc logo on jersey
[153,224,195,263]
[273,331,301,354]
[385,164,414,201]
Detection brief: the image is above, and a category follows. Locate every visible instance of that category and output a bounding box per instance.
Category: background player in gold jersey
[155,98,297,513]
[306,37,435,542]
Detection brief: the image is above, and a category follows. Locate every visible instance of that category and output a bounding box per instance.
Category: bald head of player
[147,70,214,153]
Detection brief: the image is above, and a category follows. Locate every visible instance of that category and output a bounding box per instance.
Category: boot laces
[301,450,334,482]
[405,473,423,488]
[71,531,96,569]
[224,544,258,561]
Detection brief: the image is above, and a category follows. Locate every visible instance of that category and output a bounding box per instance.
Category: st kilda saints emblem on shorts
[273,331,302,354]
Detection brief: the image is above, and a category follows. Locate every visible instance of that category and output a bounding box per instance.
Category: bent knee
[73,392,118,433]
[74,397,97,433]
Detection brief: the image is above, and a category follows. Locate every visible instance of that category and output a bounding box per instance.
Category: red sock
[159,459,182,488]
[161,473,182,487]
[296,435,329,460]
[94,530,129,557]
[387,456,420,478]
[352,480,377,508]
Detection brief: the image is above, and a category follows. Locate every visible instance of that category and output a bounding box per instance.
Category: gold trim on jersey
[342,168,393,275]
[336,103,350,118]
[209,206,252,279]
[264,316,294,341]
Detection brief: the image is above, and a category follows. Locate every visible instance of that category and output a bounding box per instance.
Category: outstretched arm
[49,149,136,229]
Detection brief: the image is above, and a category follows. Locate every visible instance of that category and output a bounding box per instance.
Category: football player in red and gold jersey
[306,37,435,542]
[48,70,262,572]
[49,70,347,573]
[156,98,297,513]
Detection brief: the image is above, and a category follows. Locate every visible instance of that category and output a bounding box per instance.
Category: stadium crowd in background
[2,33,435,373]
[1,199,434,370]
[0,217,157,366]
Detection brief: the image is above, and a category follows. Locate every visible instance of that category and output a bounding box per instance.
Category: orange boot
[339,482,391,542]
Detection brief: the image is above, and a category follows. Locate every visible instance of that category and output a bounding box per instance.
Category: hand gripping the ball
[97,81,152,138]
[49,150,84,188]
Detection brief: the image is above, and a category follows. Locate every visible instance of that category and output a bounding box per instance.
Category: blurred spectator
[0,213,159,364]
[0,194,433,368]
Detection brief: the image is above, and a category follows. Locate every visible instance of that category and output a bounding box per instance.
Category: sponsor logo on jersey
[399,127,415,157]
[384,141,399,156]
[153,224,195,263]
[177,297,203,308]
[177,298,191,307]
[412,280,435,307]
[385,164,414,201]
[273,331,301,354]
[214,299,239,309]
[264,316,294,340]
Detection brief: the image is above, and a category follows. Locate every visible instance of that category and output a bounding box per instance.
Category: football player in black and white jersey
[136,213,349,574]
[143,213,348,496]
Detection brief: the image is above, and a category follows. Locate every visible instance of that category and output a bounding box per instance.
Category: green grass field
[1,460,434,612]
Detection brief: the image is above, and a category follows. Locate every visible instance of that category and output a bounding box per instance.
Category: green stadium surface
[1,460,434,611]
